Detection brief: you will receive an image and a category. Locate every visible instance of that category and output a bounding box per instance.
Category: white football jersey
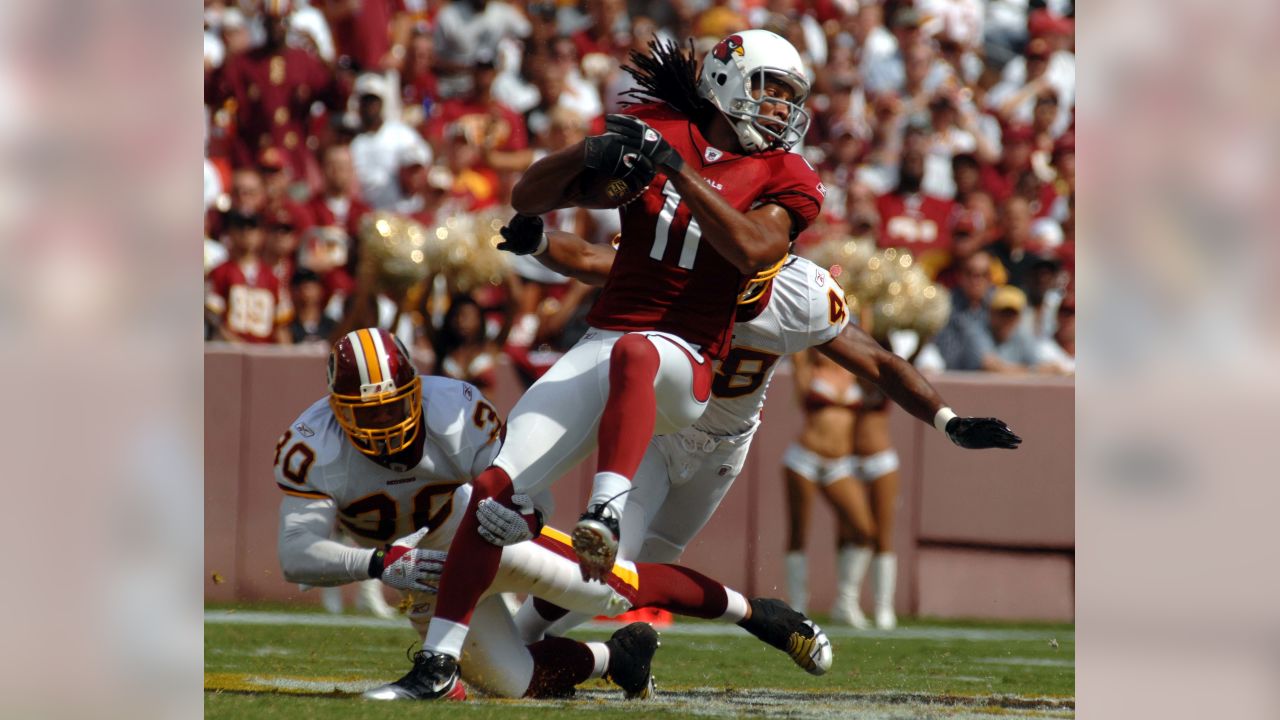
[696,256,850,437]
[273,375,503,551]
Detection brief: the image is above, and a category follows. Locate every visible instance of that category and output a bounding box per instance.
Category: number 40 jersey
[697,255,851,437]
[586,103,825,360]
[273,375,504,551]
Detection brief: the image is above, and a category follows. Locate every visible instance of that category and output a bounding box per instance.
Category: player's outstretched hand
[379,527,448,594]
[476,495,543,546]
[498,213,546,255]
[605,114,685,172]
[945,417,1022,449]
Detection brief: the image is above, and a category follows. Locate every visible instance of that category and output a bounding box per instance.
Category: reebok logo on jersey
[294,422,315,437]
[704,146,723,162]
[816,182,828,197]
[464,386,474,401]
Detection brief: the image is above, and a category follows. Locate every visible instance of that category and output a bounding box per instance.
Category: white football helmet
[697,30,811,153]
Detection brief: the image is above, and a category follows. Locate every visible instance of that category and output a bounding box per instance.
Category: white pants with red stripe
[492,327,712,499]
[401,532,637,697]
[619,425,756,562]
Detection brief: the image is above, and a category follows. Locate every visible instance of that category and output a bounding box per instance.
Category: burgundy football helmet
[328,328,422,455]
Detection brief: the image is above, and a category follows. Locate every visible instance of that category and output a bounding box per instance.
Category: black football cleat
[738,597,833,675]
[572,503,621,582]
[603,621,659,699]
[362,649,466,701]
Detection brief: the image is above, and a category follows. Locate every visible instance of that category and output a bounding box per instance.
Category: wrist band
[533,232,549,256]
[368,548,387,579]
[933,407,957,434]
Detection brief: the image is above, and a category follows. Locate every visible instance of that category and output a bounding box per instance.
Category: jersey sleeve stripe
[277,484,329,500]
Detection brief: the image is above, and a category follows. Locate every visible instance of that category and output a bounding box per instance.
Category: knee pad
[857,449,899,481]
[609,333,661,373]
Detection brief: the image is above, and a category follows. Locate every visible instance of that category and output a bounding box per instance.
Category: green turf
[205,605,1073,719]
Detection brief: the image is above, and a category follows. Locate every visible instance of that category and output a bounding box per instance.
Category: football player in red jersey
[408,31,828,697]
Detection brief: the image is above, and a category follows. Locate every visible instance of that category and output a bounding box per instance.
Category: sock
[424,466,517,654]
[589,471,632,516]
[835,545,872,609]
[525,637,598,698]
[596,334,660,480]
[633,562,731,618]
[785,551,808,614]
[586,642,610,678]
[514,597,571,645]
[718,588,750,623]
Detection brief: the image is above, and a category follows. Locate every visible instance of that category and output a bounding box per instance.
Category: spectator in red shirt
[264,205,303,293]
[305,144,371,241]
[206,210,294,344]
[207,167,269,241]
[206,1,335,182]
[259,147,315,232]
[875,140,958,254]
[328,0,411,73]
[425,56,529,153]
[980,124,1033,203]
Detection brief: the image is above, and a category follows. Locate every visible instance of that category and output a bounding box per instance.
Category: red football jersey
[875,192,958,253]
[586,104,824,359]
[206,259,294,343]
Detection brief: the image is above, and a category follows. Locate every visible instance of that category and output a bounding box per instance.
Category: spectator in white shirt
[349,74,433,210]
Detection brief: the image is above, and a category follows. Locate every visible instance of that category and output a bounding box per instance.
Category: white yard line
[975,657,1075,668]
[204,610,1074,643]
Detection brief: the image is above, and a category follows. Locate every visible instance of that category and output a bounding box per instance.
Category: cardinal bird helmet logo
[712,34,745,64]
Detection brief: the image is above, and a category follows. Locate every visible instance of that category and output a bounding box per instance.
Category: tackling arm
[277,495,377,586]
[539,231,616,286]
[816,324,945,426]
[817,325,1022,449]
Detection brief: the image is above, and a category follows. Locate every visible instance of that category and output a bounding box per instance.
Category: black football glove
[584,131,656,179]
[497,213,546,255]
[605,114,686,172]
[945,417,1022,449]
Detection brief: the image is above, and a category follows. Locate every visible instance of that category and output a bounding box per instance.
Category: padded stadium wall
[205,345,1074,621]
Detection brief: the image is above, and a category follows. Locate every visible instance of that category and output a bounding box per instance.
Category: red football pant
[432,466,526,625]
[597,333,662,479]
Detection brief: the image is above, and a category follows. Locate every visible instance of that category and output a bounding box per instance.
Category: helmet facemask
[726,68,812,152]
[330,375,423,456]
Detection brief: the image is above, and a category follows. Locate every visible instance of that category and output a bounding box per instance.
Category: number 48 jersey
[272,375,504,551]
[586,103,824,360]
[696,256,850,437]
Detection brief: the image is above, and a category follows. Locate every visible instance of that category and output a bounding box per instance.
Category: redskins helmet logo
[712,34,745,63]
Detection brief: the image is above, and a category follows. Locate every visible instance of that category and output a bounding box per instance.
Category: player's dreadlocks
[620,37,717,126]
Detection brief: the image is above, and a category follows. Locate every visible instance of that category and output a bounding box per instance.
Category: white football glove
[377,526,448,594]
[476,494,542,546]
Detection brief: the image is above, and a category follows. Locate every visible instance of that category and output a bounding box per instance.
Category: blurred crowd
[204,0,1076,384]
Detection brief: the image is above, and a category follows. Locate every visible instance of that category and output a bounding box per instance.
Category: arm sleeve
[277,495,377,587]
[806,266,849,349]
[465,386,505,477]
[758,153,826,236]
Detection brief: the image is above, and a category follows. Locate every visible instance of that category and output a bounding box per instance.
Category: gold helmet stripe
[356,329,384,385]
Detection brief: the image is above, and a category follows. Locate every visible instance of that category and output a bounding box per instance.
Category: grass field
[206,603,1074,719]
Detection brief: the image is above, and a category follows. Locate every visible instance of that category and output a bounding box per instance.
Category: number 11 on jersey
[650,180,703,269]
